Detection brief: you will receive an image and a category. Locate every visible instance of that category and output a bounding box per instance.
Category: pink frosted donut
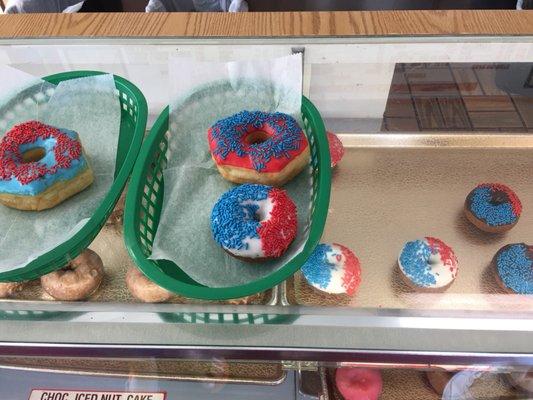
[327,131,345,168]
[335,368,383,400]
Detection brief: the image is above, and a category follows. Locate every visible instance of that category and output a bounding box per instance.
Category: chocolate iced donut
[41,249,104,301]
[126,267,172,303]
[0,282,24,298]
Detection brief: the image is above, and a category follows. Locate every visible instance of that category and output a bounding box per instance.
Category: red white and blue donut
[0,120,93,211]
[465,183,522,233]
[210,183,297,260]
[208,110,309,186]
[301,243,362,296]
[398,237,458,291]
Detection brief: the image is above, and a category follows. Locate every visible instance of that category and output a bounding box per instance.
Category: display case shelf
[0,12,531,390]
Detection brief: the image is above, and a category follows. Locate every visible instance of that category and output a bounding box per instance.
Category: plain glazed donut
[0,121,94,211]
[41,249,104,301]
[126,267,173,303]
[0,281,24,298]
[211,184,297,260]
[208,111,309,186]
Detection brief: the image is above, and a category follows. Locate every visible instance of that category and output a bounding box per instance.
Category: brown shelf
[0,10,531,39]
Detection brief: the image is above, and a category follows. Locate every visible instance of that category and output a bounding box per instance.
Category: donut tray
[322,368,522,400]
[0,215,273,306]
[282,133,533,312]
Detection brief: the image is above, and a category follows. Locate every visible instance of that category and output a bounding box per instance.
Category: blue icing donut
[465,183,522,230]
[0,121,88,196]
[398,237,458,290]
[210,183,297,259]
[495,243,533,295]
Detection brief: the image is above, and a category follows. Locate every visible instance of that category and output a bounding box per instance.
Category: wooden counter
[0,10,531,38]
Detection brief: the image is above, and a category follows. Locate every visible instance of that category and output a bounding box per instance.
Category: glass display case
[0,11,531,400]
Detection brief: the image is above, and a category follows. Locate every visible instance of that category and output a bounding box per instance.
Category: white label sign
[29,390,166,400]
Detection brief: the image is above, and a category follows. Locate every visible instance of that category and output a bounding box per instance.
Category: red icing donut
[335,368,383,400]
[327,131,345,168]
[208,111,309,186]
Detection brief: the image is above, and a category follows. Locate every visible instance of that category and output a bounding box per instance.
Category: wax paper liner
[0,68,121,272]
[149,54,311,288]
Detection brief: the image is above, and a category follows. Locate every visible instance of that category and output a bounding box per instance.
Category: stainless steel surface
[289,133,533,311]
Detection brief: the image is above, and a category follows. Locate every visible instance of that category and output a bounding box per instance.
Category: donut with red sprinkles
[0,120,91,206]
[211,184,297,260]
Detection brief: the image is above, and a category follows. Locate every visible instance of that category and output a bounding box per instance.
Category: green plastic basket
[124,96,331,300]
[0,71,147,282]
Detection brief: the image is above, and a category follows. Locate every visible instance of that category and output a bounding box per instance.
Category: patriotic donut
[208,111,309,186]
[301,243,362,296]
[398,237,458,291]
[210,184,297,260]
[465,183,522,233]
[493,243,533,295]
[0,120,93,211]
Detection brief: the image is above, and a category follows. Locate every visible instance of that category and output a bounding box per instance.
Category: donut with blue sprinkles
[210,183,297,260]
[493,243,533,295]
[398,237,458,291]
[301,243,361,296]
[208,111,309,186]
[465,183,522,233]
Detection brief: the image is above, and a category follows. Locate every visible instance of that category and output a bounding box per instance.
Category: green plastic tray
[0,71,147,282]
[125,96,331,300]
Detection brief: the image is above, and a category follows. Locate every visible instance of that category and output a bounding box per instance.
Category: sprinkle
[467,183,521,227]
[258,187,297,258]
[208,111,305,172]
[0,120,82,185]
[496,243,533,295]
[302,244,333,289]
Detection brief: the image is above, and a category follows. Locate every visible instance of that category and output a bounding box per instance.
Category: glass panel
[0,37,532,355]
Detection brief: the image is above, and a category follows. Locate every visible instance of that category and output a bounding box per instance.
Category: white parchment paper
[149,54,312,288]
[0,67,121,272]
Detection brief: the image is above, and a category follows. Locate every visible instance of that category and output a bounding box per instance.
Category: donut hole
[254,209,268,222]
[21,147,46,163]
[491,191,508,205]
[245,131,270,145]
[428,254,441,265]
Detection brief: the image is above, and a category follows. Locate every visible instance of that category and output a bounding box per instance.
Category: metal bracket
[282,360,318,371]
